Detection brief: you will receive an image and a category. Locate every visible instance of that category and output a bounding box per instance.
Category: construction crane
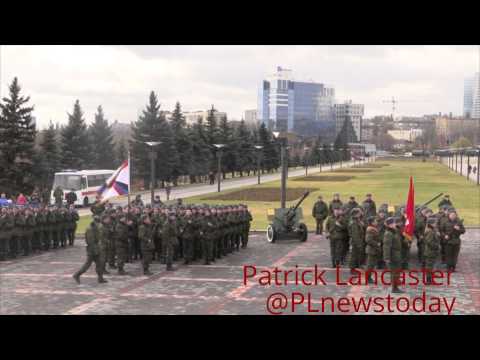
[382,97,431,120]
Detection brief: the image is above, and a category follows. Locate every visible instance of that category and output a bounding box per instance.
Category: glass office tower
[257,67,335,136]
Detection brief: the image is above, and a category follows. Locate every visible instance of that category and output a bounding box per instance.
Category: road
[1,229,478,314]
[78,158,371,216]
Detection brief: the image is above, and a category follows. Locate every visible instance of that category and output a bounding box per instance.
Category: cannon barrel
[419,192,444,209]
[285,191,310,220]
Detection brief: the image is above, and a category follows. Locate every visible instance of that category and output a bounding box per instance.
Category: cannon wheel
[298,223,308,242]
[267,225,276,243]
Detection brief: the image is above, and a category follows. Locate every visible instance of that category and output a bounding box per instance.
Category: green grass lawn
[77,159,480,233]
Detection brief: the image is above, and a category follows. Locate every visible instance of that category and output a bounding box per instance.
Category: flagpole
[127,150,131,211]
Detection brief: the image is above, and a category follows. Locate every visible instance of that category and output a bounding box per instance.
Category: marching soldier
[90,195,106,216]
[201,208,215,265]
[181,208,196,265]
[437,205,450,263]
[375,208,387,269]
[11,207,25,258]
[23,207,35,256]
[101,213,115,273]
[242,205,252,248]
[312,195,328,235]
[345,196,359,219]
[53,186,64,207]
[0,208,12,260]
[73,216,108,284]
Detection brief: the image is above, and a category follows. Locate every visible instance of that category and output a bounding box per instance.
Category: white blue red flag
[97,160,130,200]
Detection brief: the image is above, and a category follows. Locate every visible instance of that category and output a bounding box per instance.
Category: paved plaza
[1,229,479,315]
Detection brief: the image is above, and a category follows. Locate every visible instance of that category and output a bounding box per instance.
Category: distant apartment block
[183,109,227,125]
[334,100,364,142]
[387,129,423,142]
[244,109,258,124]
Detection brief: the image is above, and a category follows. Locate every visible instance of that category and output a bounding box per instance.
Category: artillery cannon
[386,192,445,216]
[266,191,310,243]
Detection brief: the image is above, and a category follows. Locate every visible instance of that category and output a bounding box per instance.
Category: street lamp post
[213,144,226,192]
[273,132,287,209]
[254,145,264,185]
[145,141,162,204]
[477,148,480,185]
[304,146,310,176]
[455,152,458,173]
[460,150,463,176]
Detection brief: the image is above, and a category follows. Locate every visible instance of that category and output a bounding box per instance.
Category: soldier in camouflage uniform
[101,213,115,273]
[375,208,387,269]
[325,208,348,268]
[114,214,132,275]
[328,193,343,216]
[348,208,365,273]
[383,217,404,293]
[0,208,12,260]
[200,208,215,265]
[23,207,35,255]
[73,216,108,284]
[11,207,25,258]
[138,214,155,275]
[365,216,381,283]
[58,207,68,248]
[312,195,328,235]
[437,205,450,264]
[162,211,178,271]
[439,209,465,272]
[181,208,196,264]
[344,196,359,220]
[242,205,253,248]
[424,217,441,284]
[67,205,80,246]
[32,207,43,252]
[361,193,377,218]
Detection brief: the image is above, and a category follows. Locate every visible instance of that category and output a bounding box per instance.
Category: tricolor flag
[97,160,130,201]
[403,176,415,241]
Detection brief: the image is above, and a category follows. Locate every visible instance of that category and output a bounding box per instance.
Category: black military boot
[118,268,128,275]
[166,264,174,271]
[144,269,153,276]
[103,268,110,275]
[98,277,108,283]
[109,263,117,269]
[73,274,81,284]
[183,259,190,265]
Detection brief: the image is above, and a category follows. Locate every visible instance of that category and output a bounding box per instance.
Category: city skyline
[0,45,479,129]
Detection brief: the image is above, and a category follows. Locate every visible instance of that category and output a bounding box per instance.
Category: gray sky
[1,45,478,129]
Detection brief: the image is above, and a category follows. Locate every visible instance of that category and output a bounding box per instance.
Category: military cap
[447,207,457,214]
[366,193,372,197]
[349,196,355,200]
[385,217,395,226]
[334,193,340,196]
[367,216,377,225]
[350,208,361,217]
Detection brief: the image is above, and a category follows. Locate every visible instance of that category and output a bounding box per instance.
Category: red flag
[403,176,415,241]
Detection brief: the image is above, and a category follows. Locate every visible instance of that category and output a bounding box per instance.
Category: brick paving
[0,229,478,315]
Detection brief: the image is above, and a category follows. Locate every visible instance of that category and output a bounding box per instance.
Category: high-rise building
[472,72,480,119]
[257,67,335,136]
[464,75,475,118]
[334,100,364,142]
[244,109,258,124]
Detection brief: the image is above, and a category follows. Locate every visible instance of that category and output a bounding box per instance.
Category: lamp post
[304,146,310,176]
[145,141,162,205]
[273,132,287,209]
[330,146,334,171]
[460,149,463,176]
[254,145,264,185]
[455,151,458,173]
[213,144,226,192]
[477,148,480,185]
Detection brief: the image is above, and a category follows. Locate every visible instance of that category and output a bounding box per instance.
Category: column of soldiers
[0,204,80,261]
[312,193,465,294]
[73,195,253,284]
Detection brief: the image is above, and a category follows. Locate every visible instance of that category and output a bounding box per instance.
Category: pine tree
[258,123,279,172]
[188,117,212,183]
[217,115,236,179]
[61,100,91,170]
[170,101,192,184]
[334,115,358,147]
[0,77,36,194]
[39,120,60,188]
[130,91,178,188]
[235,119,255,176]
[89,105,115,169]
[205,105,219,171]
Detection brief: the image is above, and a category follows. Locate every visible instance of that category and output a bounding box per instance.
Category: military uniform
[326,214,348,267]
[181,216,196,264]
[361,199,377,218]
[138,221,155,274]
[348,216,365,270]
[312,200,328,235]
[365,224,382,279]
[73,220,107,283]
[23,211,36,255]
[11,211,25,258]
[200,214,216,265]
[439,217,465,271]
[162,217,178,271]
[328,199,343,216]
[114,217,130,274]
[415,214,426,265]
[383,225,404,292]
[67,209,79,245]
[0,211,12,260]
[242,209,252,248]
[424,226,441,279]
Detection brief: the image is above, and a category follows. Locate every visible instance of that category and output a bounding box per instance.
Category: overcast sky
[1,45,478,129]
